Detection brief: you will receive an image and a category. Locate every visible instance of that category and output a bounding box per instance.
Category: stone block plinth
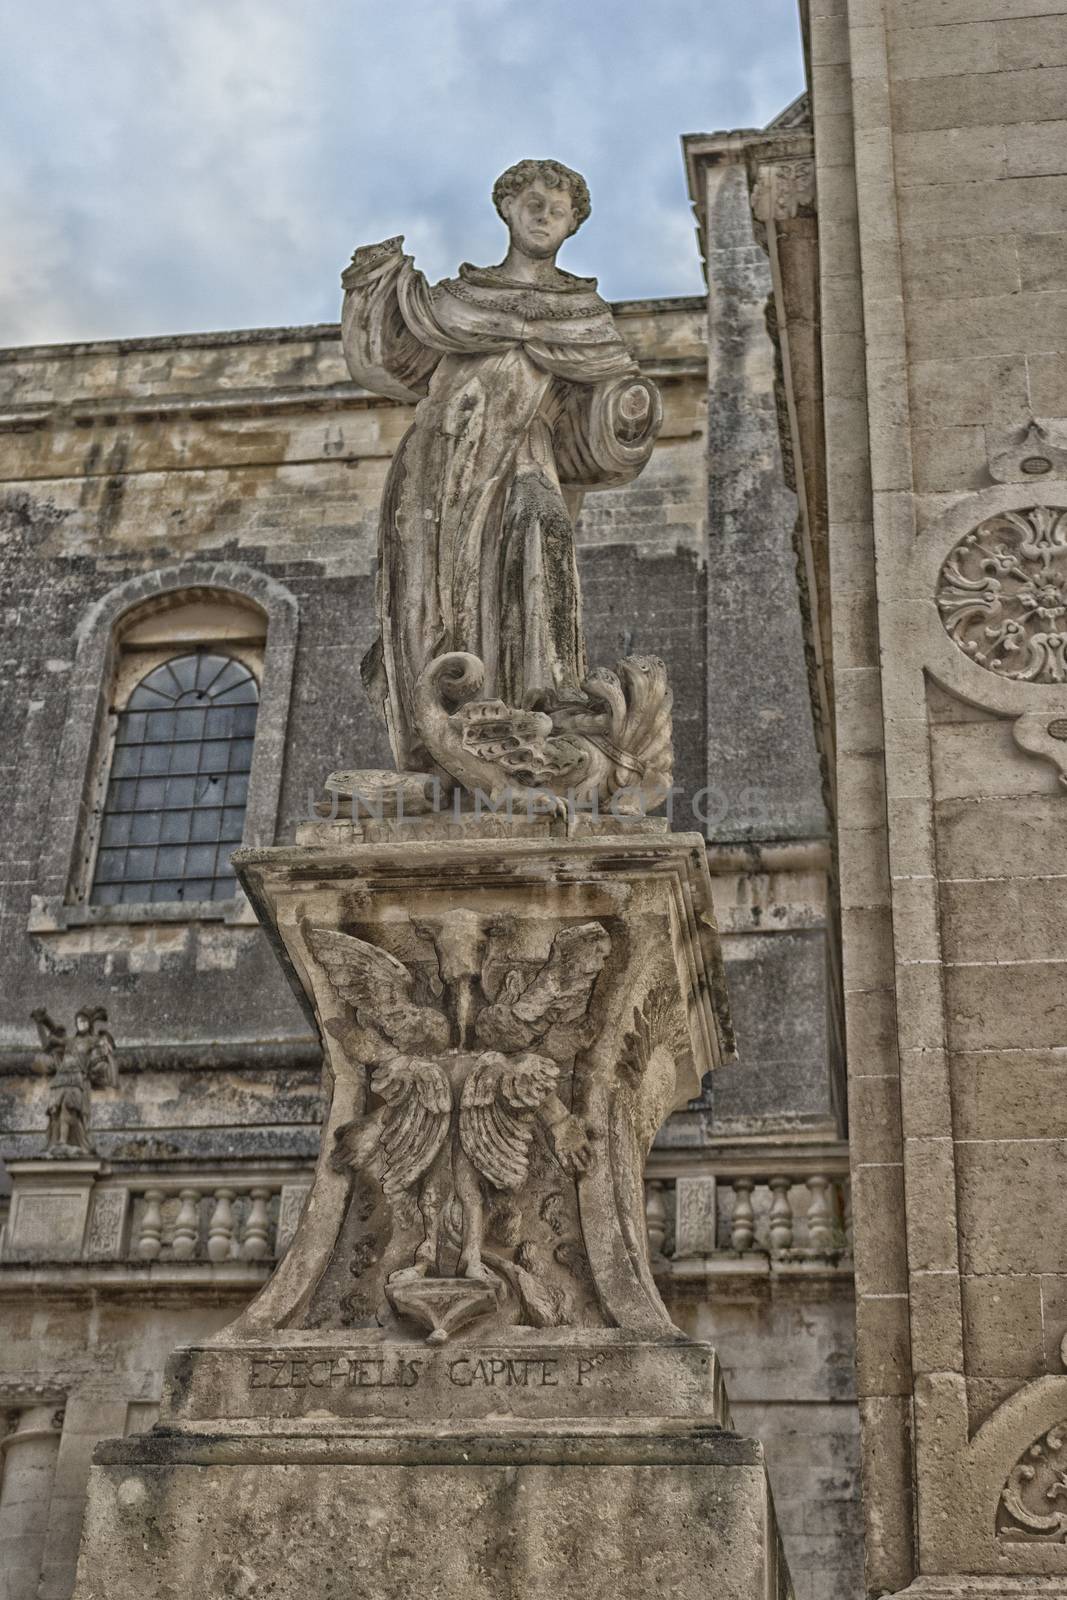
[74,1421,790,1600]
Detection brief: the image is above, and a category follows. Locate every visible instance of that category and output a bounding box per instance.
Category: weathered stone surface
[798,0,1067,1591]
[73,1431,790,1600]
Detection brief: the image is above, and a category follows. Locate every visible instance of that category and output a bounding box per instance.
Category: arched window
[31,566,298,934]
[90,651,260,905]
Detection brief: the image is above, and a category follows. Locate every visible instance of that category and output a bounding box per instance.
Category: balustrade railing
[644,1159,852,1266]
[78,1174,312,1266]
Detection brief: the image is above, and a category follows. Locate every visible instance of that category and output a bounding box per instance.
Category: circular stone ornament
[936,506,1067,683]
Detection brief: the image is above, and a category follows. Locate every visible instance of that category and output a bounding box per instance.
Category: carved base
[385,1276,504,1343]
[73,1421,791,1600]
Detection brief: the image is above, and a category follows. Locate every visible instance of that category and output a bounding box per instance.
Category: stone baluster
[171,1188,201,1260]
[241,1188,273,1261]
[207,1188,237,1263]
[135,1189,165,1261]
[729,1177,755,1252]
[768,1177,794,1254]
[645,1179,668,1259]
[806,1174,834,1254]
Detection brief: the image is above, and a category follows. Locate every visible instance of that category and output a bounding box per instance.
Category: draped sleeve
[340,240,443,402]
[552,371,664,490]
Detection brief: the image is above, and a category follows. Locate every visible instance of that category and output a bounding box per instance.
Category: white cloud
[0,0,803,344]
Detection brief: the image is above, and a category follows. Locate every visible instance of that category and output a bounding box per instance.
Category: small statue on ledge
[31,1006,118,1155]
[340,158,671,813]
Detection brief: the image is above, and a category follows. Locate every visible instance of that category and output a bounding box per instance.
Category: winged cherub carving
[306,921,609,1295]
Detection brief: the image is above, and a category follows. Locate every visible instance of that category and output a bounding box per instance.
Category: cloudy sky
[0,0,803,347]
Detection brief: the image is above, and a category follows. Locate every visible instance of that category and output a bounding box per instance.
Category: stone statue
[31,1006,117,1154]
[340,158,671,811]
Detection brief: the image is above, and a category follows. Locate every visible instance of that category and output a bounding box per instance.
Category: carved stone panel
[212,822,732,1358]
[999,1423,1067,1542]
[937,507,1067,683]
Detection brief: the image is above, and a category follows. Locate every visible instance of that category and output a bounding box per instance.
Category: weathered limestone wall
[805,0,1067,1591]
[0,1287,261,1600]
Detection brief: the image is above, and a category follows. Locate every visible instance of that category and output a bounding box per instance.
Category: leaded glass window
[90,651,259,906]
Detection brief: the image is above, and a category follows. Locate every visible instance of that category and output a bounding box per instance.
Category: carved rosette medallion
[937,507,1067,682]
[998,1423,1067,1541]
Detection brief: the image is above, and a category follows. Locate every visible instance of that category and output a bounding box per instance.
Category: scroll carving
[998,1423,1067,1542]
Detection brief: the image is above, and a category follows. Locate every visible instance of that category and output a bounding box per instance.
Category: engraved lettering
[448,1358,473,1387]
[250,1359,272,1390]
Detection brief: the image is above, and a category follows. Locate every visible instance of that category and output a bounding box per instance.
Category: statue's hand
[549,1114,596,1176]
[342,236,405,289]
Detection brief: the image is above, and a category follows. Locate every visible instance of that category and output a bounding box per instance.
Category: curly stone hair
[492,159,591,230]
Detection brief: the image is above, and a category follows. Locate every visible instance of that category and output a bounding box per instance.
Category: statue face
[502,179,577,260]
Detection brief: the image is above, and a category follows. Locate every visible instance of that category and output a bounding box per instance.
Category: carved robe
[341,248,658,772]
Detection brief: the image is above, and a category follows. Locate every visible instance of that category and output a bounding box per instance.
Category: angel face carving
[306,918,610,1338]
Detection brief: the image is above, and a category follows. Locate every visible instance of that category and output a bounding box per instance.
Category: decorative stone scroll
[998,1423,1067,1542]
[937,507,1067,683]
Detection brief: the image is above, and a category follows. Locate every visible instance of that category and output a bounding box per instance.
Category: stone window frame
[28,562,298,933]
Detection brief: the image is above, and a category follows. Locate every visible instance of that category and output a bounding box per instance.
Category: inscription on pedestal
[247,1350,611,1394]
[166,1340,722,1425]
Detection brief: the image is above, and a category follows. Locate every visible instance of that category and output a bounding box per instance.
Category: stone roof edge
[0,295,706,364]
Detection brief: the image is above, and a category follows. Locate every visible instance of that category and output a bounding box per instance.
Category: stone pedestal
[71,820,791,1598]
[2,1159,102,1263]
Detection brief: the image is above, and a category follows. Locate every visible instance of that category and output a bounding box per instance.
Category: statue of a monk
[340,159,671,809]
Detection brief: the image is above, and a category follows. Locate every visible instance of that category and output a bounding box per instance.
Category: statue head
[74,1010,92,1035]
[492,159,590,261]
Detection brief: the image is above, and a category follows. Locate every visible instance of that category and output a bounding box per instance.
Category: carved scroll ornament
[999,1423,1067,1542]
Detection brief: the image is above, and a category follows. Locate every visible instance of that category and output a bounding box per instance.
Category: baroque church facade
[2,3,1066,1597]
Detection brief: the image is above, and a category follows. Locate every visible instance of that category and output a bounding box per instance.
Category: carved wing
[306,925,448,1055]
[459,1051,560,1191]
[371,1055,452,1198]
[475,921,610,1051]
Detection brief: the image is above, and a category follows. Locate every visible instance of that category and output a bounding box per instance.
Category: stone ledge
[92,1421,764,1470]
